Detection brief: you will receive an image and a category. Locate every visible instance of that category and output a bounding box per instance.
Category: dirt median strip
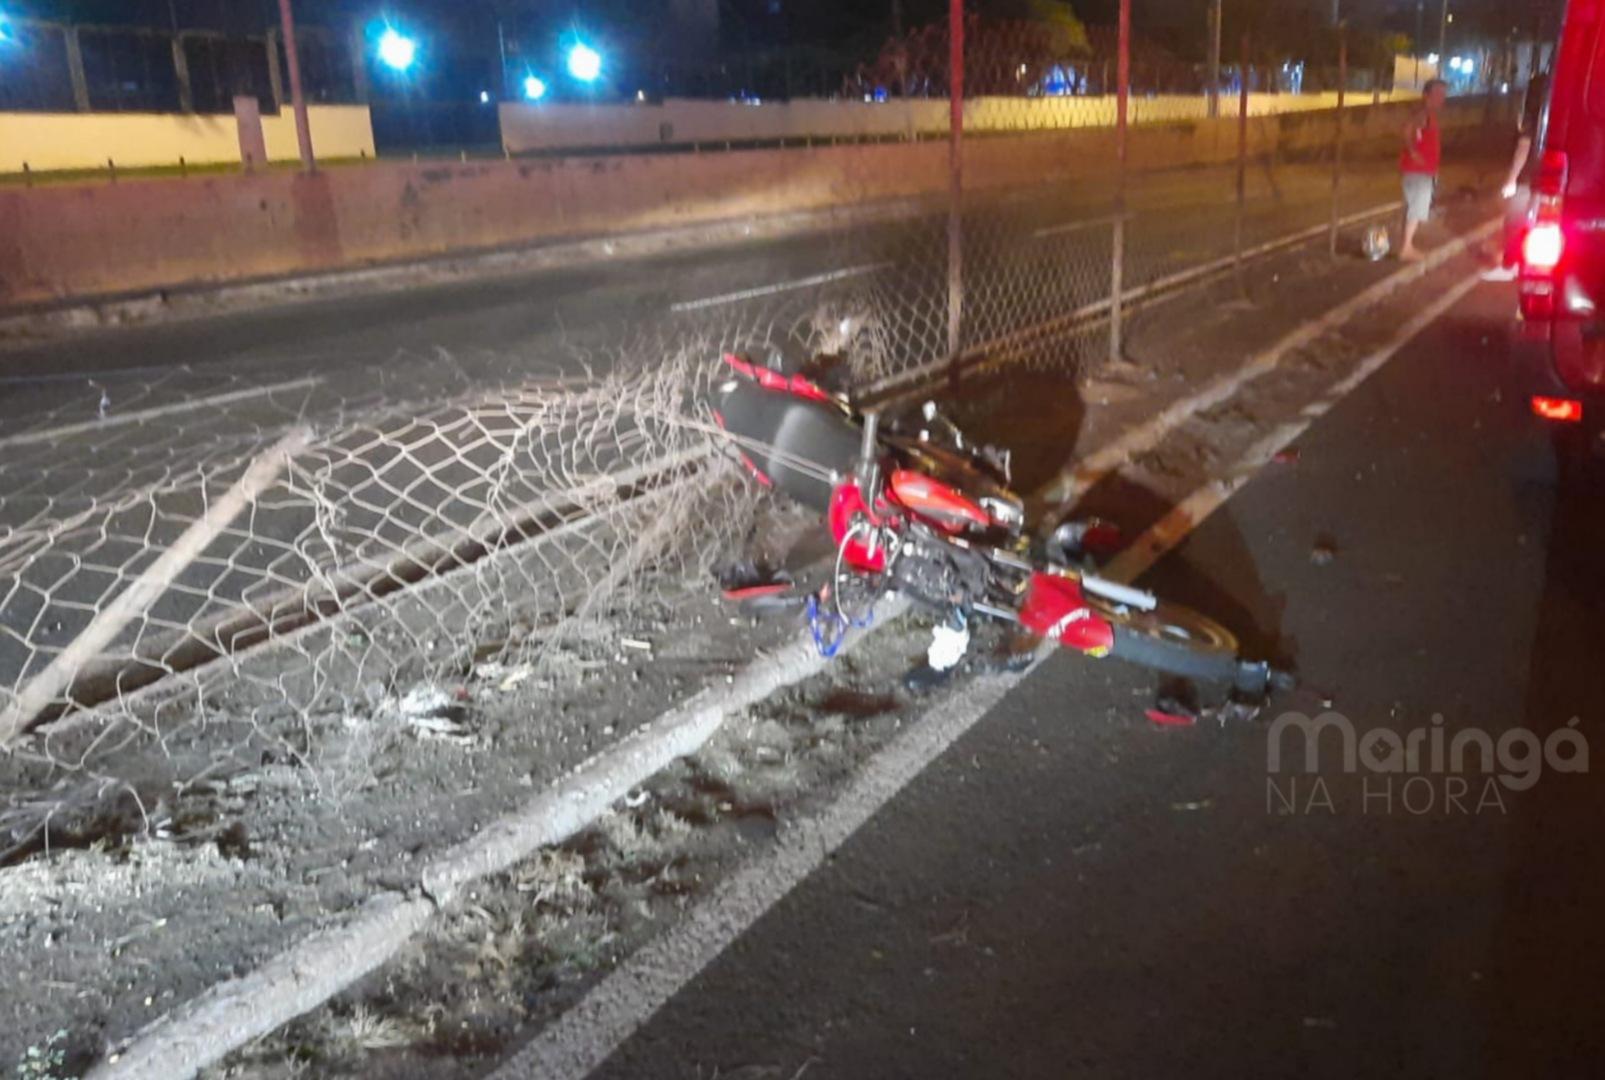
[86,598,909,1080]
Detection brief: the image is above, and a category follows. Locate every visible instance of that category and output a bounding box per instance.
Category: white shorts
[1403,173,1436,225]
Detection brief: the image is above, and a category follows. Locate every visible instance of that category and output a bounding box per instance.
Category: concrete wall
[500,91,1420,154]
[0,106,376,173]
[0,98,1488,310]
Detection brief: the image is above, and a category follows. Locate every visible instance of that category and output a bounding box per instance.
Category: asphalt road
[574,282,1605,1077]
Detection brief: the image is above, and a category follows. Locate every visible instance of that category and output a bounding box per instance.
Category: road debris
[1145,706,1198,728]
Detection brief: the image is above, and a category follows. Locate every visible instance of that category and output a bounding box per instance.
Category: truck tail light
[1524,222,1565,271]
[1520,151,1570,321]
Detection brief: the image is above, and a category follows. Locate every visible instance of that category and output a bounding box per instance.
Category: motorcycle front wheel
[1105,601,1269,695]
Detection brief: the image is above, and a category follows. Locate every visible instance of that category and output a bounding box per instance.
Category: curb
[87,598,909,1080]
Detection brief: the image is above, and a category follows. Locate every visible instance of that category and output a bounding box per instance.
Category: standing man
[1482,70,1551,282]
[1399,78,1448,263]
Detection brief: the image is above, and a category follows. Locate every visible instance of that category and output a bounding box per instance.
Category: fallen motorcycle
[710,350,1284,697]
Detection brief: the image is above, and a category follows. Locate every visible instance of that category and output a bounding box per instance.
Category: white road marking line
[1047,217,1499,504]
[487,660,1042,1080]
[668,263,891,312]
[0,376,324,450]
[1032,212,1130,240]
[1102,271,1484,585]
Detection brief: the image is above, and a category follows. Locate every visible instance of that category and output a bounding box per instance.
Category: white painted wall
[500,91,1420,155]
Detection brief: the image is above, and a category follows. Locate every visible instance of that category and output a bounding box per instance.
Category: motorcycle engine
[888,524,991,611]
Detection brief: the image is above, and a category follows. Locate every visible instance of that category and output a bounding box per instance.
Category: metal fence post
[1207,0,1222,119]
[1329,24,1347,258]
[276,0,316,173]
[1234,33,1250,298]
[946,0,964,370]
[1109,0,1131,366]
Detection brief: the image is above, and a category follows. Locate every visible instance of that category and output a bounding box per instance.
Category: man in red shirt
[1399,78,1448,263]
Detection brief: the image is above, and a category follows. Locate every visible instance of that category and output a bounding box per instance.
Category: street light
[377,28,417,72]
[567,42,602,83]
[523,75,548,101]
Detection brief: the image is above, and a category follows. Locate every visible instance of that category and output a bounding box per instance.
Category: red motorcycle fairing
[827,479,894,573]
[1018,571,1115,657]
[885,470,991,534]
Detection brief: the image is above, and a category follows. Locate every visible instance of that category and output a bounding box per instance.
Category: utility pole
[1437,0,1449,66]
[276,0,316,173]
[1207,0,1222,119]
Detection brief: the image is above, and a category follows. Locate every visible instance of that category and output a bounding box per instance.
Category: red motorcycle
[711,350,1282,697]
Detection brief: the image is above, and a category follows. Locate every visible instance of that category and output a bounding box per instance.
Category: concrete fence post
[276,0,317,173]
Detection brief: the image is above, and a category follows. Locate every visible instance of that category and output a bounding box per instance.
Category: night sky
[3,0,1559,67]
